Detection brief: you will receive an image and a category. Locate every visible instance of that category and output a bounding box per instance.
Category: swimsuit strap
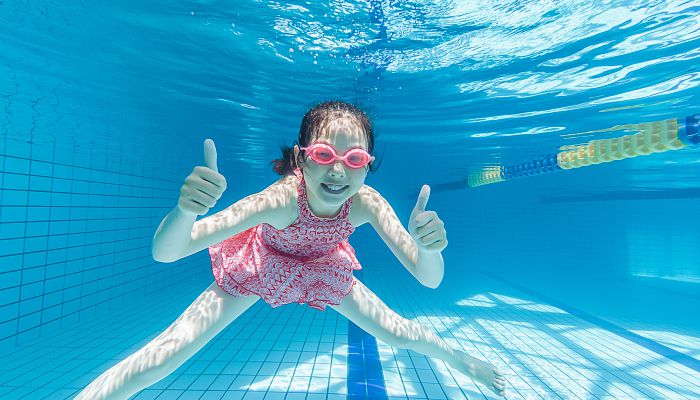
[293,167,352,220]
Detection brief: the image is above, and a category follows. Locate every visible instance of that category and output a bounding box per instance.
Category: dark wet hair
[271,100,381,176]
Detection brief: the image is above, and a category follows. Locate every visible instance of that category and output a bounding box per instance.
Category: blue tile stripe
[347,269,388,399]
[487,273,700,373]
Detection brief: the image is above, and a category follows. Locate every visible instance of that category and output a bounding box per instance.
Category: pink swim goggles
[300,143,375,169]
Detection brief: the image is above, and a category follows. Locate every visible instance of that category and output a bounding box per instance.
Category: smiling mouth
[321,183,348,194]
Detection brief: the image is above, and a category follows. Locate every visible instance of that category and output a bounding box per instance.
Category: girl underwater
[74,100,507,399]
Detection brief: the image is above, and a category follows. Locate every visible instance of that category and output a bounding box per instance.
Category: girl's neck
[304,182,343,218]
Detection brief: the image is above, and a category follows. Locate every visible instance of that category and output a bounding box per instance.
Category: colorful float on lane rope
[467,114,700,188]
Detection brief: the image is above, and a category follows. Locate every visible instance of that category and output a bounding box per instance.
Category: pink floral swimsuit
[208,167,361,311]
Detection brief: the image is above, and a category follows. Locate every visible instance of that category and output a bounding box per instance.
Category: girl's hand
[408,185,448,253]
[177,139,228,216]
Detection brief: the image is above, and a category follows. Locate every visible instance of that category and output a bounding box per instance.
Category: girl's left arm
[362,185,447,289]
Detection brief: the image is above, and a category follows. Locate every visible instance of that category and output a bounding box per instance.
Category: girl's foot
[453,350,507,397]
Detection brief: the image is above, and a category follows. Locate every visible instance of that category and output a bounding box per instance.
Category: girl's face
[293,117,370,216]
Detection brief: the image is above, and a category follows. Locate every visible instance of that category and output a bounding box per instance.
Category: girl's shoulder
[351,184,377,227]
[352,184,388,227]
[260,174,297,229]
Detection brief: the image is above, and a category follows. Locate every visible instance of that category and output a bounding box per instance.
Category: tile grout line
[347,269,388,399]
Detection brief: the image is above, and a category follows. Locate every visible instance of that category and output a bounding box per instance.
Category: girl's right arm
[151,139,281,263]
[151,190,280,263]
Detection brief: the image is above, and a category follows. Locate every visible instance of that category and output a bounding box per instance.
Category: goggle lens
[312,148,334,162]
[346,151,370,167]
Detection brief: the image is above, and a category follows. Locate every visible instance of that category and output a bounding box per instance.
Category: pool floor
[0,267,698,400]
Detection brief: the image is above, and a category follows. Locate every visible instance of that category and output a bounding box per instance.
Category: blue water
[1,0,700,399]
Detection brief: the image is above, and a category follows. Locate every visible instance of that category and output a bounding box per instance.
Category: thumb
[413,184,430,212]
[203,139,218,173]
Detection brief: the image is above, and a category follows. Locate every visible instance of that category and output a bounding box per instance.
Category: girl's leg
[330,278,506,397]
[74,281,260,400]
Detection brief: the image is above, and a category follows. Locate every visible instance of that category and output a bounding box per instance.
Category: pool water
[1,1,700,399]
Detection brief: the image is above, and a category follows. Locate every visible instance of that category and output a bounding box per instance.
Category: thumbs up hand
[177,139,228,216]
[408,185,447,253]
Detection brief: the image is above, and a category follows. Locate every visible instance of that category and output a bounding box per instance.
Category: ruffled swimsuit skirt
[208,168,362,311]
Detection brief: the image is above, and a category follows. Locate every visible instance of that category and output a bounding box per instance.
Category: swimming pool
[1,0,700,399]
